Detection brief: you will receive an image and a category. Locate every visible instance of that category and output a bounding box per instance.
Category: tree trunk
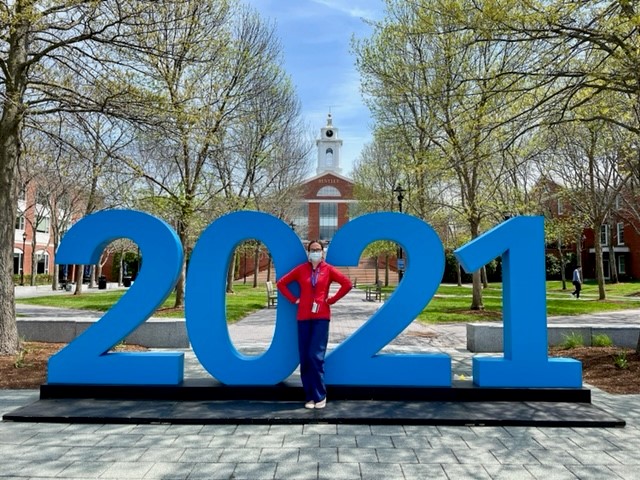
[456,260,462,286]
[89,265,96,289]
[30,235,37,286]
[609,221,618,283]
[252,243,260,288]
[74,264,84,295]
[374,256,379,284]
[174,224,188,308]
[174,259,186,307]
[593,224,606,300]
[576,234,583,268]
[0,3,30,354]
[266,254,272,282]
[0,114,21,354]
[52,264,59,291]
[558,238,567,290]
[471,270,484,310]
[226,250,237,293]
[469,220,484,309]
[481,265,488,288]
[384,253,389,286]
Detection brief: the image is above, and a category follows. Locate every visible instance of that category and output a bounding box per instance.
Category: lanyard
[311,265,320,288]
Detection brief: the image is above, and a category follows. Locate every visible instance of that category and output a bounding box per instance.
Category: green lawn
[16,284,267,323]
[360,280,640,324]
[18,280,640,325]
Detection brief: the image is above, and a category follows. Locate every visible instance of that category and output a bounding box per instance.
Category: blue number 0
[48,210,185,385]
[186,211,307,385]
[324,213,451,386]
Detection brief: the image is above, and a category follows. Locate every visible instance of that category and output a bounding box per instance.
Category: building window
[36,251,49,274]
[615,194,621,210]
[13,252,23,275]
[557,199,564,215]
[15,214,25,230]
[317,186,341,197]
[319,203,338,240]
[325,148,334,166]
[36,216,50,234]
[618,256,626,275]
[600,224,609,246]
[35,190,48,206]
[617,222,625,245]
[57,194,70,211]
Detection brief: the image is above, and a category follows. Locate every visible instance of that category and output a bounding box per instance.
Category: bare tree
[542,119,633,299]
[0,0,182,354]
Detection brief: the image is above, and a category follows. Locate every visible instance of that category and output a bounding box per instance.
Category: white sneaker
[304,400,315,409]
[314,398,326,409]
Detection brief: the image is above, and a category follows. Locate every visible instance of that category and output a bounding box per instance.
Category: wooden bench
[265,281,277,308]
[365,282,383,302]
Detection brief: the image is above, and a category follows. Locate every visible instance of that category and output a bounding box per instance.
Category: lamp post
[21,231,27,286]
[394,184,406,281]
[394,184,405,213]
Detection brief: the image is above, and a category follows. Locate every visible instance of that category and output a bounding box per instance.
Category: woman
[277,240,352,409]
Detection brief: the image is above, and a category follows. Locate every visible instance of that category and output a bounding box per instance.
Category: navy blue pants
[297,319,329,402]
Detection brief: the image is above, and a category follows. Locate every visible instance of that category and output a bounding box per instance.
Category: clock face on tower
[326,129,334,138]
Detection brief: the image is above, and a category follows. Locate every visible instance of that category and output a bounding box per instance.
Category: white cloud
[309,0,382,20]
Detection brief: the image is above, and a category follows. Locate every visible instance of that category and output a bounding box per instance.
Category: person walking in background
[277,240,352,409]
[572,266,582,298]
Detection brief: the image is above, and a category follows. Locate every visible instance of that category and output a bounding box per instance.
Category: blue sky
[249,0,385,176]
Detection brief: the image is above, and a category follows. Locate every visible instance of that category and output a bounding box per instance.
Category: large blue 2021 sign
[47,210,582,389]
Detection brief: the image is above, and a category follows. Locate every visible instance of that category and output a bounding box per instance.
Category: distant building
[537,178,640,280]
[291,113,355,243]
[14,184,60,282]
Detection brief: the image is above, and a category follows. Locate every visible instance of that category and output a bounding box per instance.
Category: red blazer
[277,260,352,321]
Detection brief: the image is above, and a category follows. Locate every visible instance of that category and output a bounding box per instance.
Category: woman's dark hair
[307,240,323,251]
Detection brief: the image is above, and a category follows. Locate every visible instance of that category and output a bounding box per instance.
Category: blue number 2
[324,213,451,386]
[48,210,185,385]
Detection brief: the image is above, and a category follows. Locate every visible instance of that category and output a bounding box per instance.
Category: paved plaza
[3,287,640,479]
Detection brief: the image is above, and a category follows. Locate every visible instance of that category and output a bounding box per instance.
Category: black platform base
[38,379,593,403]
[1,381,625,427]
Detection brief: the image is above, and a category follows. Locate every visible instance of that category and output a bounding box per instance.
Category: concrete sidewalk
[4,288,640,478]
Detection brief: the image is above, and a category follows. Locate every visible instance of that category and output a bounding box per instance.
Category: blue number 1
[455,216,582,387]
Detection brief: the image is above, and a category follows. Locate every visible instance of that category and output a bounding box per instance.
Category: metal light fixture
[393,184,407,281]
[393,184,406,213]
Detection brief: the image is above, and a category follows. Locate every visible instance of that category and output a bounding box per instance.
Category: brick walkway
[3,288,640,479]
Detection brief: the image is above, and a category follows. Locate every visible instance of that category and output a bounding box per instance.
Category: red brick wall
[302,173,354,241]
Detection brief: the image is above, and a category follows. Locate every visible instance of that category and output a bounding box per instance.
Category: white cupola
[316,113,343,175]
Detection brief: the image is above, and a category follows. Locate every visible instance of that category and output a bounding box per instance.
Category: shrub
[613,352,629,370]
[560,332,584,349]
[592,334,613,347]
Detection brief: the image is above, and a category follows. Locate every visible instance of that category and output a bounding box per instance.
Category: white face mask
[308,251,323,263]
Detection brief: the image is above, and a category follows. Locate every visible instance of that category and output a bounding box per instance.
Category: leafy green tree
[121,2,308,302]
[542,118,634,299]
[0,0,172,354]
[354,0,536,308]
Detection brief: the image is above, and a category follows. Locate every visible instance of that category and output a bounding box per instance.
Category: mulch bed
[2,342,640,393]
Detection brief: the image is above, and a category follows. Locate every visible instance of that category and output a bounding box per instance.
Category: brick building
[291,113,355,243]
[14,183,66,283]
[538,178,640,280]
